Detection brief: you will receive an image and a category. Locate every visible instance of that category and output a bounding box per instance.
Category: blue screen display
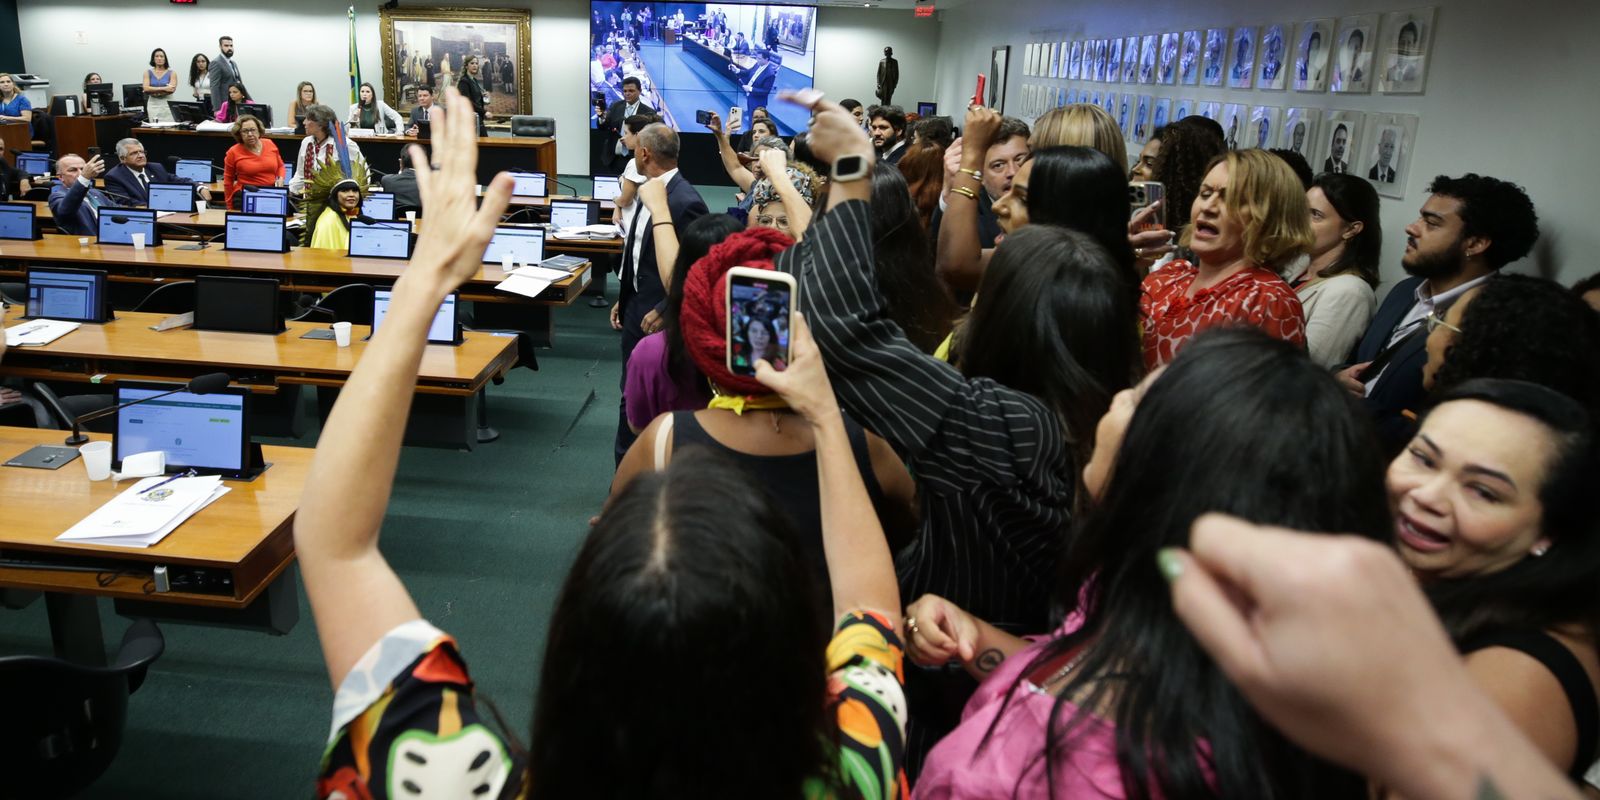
[27,268,102,321]
[241,188,289,217]
[175,159,212,183]
[147,183,194,213]
[223,214,286,253]
[348,220,411,259]
[0,203,35,239]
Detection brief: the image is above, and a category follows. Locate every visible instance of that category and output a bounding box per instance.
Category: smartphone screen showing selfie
[725,267,797,377]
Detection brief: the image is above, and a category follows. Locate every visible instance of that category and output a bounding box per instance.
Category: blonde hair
[1179,149,1314,269]
[0,73,16,99]
[1031,104,1127,174]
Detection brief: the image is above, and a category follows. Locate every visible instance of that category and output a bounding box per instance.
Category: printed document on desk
[5,319,81,347]
[495,273,554,299]
[551,224,621,240]
[57,475,230,548]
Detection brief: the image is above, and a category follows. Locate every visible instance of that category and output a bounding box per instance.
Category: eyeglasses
[1425,310,1461,335]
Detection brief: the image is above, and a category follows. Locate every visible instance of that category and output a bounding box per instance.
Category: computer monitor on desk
[194,275,285,334]
[361,192,396,220]
[348,220,413,260]
[482,226,545,266]
[48,95,80,117]
[97,208,160,246]
[175,159,213,183]
[241,186,290,217]
[113,381,254,478]
[25,266,111,323]
[147,182,195,213]
[0,202,41,240]
[222,212,290,254]
[549,199,600,228]
[15,151,51,176]
[510,172,548,198]
[239,103,272,128]
[167,101,209,125]
[591,175,622,202]
[83,83,116,116]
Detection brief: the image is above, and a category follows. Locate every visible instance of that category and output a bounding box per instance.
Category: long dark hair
[1431,274,1600,413]
[994,328,1387,799]
[1418,379,1600,643]
[530,448,831,796]
[1309,173,1382,286]
[664,214,744,380]
[871,166,957,354]
[1154,116,1228,232]
[1026,146,1137,282]
[957,226,1141,466]
[221,82,250,120]
[188,54,208,88]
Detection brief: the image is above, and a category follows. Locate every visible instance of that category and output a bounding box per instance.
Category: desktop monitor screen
[147,182,194,213]
[15,151,50,175]
[373,288,459,344]
[283,164,295,185]
[166,101,208,124]
[222,212,289,254]
[511,172,548,198]
[549,200,597,229]
[361,192,396,220]
[114,381,250,475]
[241,186,290,217]
[193,275,283,334]
[175,159,212,183]
[25,267,107,323]
[482,226,546,265]
[239,102,272,128]
[348,220,412,260]
[592,175,622,202]
[97,208,159,246]
[0,202,38,240]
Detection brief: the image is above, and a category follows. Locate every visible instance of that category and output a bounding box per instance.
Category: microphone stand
[60,375,230,446]
[164,223,222,250]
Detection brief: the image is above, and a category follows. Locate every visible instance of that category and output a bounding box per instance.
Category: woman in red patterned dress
[1140,148,1313,369]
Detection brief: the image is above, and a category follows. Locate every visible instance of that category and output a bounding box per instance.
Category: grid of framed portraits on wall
[1014,6,1434,197]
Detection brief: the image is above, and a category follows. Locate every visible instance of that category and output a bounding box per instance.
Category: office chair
[510,115,556,137]
[0,619,165,799]
[30,382,114,434]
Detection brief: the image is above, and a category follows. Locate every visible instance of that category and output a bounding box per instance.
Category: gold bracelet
[957,168,982,182]
[949,186,978,200]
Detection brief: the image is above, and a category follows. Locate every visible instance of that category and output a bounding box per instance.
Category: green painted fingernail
[1156,548,1184,582]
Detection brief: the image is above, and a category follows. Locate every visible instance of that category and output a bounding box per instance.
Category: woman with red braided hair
[610,226,918,624]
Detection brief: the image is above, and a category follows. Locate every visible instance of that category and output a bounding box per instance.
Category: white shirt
[1363,272,1492,393]
[624,166,678,290]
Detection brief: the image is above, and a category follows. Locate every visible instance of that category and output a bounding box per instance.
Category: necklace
[1029,649,1090,697]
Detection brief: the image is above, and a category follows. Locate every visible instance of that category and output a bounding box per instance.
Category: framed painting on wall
[989,46,1011,112]
[380,6,532,117]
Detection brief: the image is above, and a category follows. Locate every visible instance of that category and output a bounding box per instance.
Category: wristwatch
[830,154,869,183]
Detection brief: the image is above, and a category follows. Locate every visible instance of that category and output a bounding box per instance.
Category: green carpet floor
[0,299,629,797]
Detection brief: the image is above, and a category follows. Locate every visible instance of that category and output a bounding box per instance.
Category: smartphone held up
[725,267,798,377]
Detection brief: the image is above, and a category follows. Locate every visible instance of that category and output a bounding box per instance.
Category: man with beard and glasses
[1335,173,1540,450]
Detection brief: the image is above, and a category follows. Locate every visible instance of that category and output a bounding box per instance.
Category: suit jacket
[734,62,777,99]
[380,170,421,213]
[104,163,196,205]
[47,179,113,236]
[599,99,654,168]
[207,54,241,108]
[1323,157,1349,174]
[1351,275,1427,452]
[619,172,707,322]
[1369,163,1395,182]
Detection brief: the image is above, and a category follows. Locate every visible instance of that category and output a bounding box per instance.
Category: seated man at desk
[103,137,213,206]
[380,149,422,214]
[726,48,778,124]
[405,85,435,136]
[730,31,752,55]
[46,153,114,236]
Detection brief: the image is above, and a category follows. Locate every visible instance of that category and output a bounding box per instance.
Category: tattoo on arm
[976,649,1005,673]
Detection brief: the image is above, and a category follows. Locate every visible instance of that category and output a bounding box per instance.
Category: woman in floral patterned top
[1140,149,1313,370]
[297,89,907,800]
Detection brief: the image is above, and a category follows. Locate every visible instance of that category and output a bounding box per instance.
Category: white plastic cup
[80,441,112,481]
[131,232,146,250]
[196,198,207,214]
[500,252,514,272]
[332,321,353,348]
[404,210,416,222]
[77,237,89,247]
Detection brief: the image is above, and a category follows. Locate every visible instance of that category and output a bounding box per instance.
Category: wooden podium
[0,121,29,165]
[52,113,135,160]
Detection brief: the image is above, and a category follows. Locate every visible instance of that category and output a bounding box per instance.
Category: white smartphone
[725,266,798,377]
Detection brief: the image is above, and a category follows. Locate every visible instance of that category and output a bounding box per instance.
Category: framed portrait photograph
[989,46,1010,112]
[1158,33,1180,84]
[1281,107,1322,162]
[1090,89,1104,107]
[380,5,532,116]
[1221,103,1247,150]
[1360,112,1420,197]
[1331,14,1378,93]
[1101,90,1119,118]
[1173,97,1195,121]
[1201,28,1228,86]
[1138,34,1159,84]
[1319,110,1366,176]
[1122,36,1141,83]
[1294,19,1334,92]
[1249,105,1281,149]
[1116,92,1133,135]
[1198,101,1221,121]
[1132,94,1153,143]
[1108,37,1124,84]
[1094,39,1109,82]
[1049,42,1061,79]
[1228,26,1257,89]
[1152,97,1172,132]
[1067,41,1081,80]
[1378,7,1436,93]
[1026,43,1038,77]
[1258,24,1289,90]
[1179,30,1202,85]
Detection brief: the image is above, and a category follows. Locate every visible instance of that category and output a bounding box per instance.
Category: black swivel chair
[0,619,165,799]
[510,115,556,137]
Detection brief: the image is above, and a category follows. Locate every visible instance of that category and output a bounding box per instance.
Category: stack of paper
[5,319,81,347]
[551,224,622,240]
[495,265,573,299]
[57,475,230,548]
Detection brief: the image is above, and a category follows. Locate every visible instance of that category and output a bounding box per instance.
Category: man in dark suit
[103,137,211,206]
[380,149,422,215]
[1323,123,1351,174]
[1368,128,1398,183]
[1336,173,1540,451]
[207,35,242,109]
[595,77,653,173]
[47,153,113,236]
[612,123,707,463]
[405,85,436,136]
[869,104,908,164]
[727,48,778,125]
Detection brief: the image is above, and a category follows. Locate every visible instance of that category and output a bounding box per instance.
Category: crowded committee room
[1,0,1598,796]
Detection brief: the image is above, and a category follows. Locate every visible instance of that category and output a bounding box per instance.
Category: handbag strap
[653,413,675,471]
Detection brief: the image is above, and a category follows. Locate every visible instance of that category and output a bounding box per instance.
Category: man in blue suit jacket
[1336,173,1541,452]
[102,138,212,207]
[46,153,113,236]
[612,123,707,463]
[727,48,778,124]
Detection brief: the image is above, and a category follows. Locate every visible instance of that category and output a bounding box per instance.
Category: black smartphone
[87,146,102,158]
[725,267,798,376]
[695,109,713,126]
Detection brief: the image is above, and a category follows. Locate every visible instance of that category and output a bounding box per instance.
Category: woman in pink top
[908,329,1390,798]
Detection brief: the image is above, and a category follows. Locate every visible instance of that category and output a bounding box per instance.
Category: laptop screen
[372,289,457,343]
[0,202,35,239]
[115,384,247,471]
[549,201,593,229]
[241,187,290,217]
[591,176,622,202]
[223,213,287,253]
[15,152,50,175]
[26,267,104,321]
[482,226,546,266]
[97,208,158,245]
[511,172,548,198]
[348,220,412,259]
[175,159,212,183]
[361,193,396,220]
[147,182,194,213]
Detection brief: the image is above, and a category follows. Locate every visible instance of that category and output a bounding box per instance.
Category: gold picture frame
[379,6,532,116]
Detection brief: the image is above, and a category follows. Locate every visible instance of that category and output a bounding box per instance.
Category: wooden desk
[1,122,30,166]
[52,114,136,159]
[0,426,309,664]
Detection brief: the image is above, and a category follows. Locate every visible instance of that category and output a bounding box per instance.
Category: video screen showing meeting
[26,268,105,322]
[115,384,248,472]
[175,159,213,183]
[361,192,396,220]
[15,151,50,175]
[147,183,195,213]
[588,2,817,150]
[482,226,546,265]
[98,209,158,246]
[223,213,288,253]
[0,202,36,240]
[372,289,459,343]
[348,220,412,260]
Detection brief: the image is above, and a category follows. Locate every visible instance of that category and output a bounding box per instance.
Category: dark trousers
[614,291,650,465]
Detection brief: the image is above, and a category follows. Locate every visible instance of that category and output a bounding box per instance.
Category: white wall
[929,0,1600,288]
[813,6,941,111]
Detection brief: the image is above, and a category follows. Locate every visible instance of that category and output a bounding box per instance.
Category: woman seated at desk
[214,82,252,123]
[223,113,284,210]
[290,105,365,197]
[305,175,366,251]
[345,82,403,135]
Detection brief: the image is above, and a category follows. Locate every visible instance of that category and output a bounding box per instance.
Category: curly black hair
[1571,271,1600,298]
[1432,273,1600,414]
[1152,115,1227,230]
[1426,174,1540,269]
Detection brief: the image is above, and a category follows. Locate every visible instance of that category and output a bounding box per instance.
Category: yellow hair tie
[706,384,790,416]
